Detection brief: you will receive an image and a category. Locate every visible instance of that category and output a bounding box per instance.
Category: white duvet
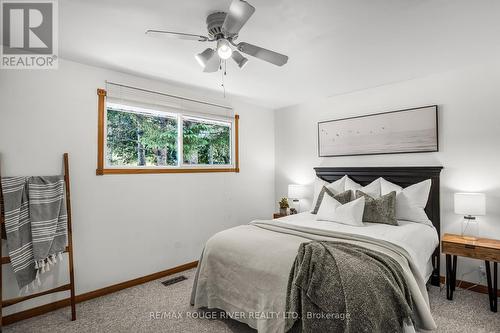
[278,212,439,281]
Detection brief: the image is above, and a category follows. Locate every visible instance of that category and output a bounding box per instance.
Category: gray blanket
[285,241,413,333]
[28,176,67,267]
[1,176,67,290]
[1,177,35,289]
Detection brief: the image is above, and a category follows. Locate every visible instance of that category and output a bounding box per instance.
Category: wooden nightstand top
[442,233,500,262]
[273,213,286,219]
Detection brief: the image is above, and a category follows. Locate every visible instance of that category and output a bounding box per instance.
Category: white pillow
[344,177,382,198]
[311,178,329,206]
[311,175,347,210]
[316,195,365,226]
[380,178,432,224]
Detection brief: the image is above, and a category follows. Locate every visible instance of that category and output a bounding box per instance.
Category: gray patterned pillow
[312,187,352,214]
[355,190,397,225]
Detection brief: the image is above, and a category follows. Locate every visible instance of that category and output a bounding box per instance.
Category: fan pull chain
[220,60,226,98]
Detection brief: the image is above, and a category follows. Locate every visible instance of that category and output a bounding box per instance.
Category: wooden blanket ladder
[0,153,76,328]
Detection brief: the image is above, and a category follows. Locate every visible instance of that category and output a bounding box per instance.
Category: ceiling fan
[145,0,289,72]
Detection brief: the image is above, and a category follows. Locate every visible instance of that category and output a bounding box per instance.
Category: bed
[191,167,443,332]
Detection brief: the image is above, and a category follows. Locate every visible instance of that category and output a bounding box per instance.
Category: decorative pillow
[355,190,397,225]
[380,178,432,225]
[344,177,382,199]
[311,178,329,206]
[311,175,348,212]
[316,195,365,226]
[311,187,352,214]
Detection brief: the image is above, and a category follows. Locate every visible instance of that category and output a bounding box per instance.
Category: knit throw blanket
[285,241,414,333]
[1,176,67,291]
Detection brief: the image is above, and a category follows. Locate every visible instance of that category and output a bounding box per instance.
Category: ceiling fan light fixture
[217,39,233,60]
[195,48,215,68]
[231,50,248,69]
[147,0,289,72]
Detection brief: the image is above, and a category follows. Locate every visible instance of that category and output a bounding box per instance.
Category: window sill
[96,168,239,175]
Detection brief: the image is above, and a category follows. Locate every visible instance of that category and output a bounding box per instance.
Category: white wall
[0,59,275,315]
[2,58,499,316]
[275,63,500,286]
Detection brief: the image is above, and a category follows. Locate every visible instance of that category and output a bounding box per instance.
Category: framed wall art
[318,105,438,157]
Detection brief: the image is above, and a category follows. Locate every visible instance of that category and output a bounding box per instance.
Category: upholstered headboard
[314,166,443,286]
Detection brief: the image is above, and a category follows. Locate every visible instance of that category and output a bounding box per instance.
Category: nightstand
[273,213,287,219]
[442,233,500,312]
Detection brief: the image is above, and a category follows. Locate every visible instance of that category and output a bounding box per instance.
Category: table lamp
[288,184,309,213]
[454,193,486,240]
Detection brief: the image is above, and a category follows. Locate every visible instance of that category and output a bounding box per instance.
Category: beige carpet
[4,268,500,333]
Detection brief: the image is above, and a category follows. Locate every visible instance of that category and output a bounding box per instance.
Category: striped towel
[1,177,36,289]
[29,177,67,275]
[1,176,67,291]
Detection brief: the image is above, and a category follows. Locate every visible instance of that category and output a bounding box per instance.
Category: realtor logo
[1,0,58,69]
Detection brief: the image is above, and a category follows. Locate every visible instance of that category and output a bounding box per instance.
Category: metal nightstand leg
[446,254,457,300]
[485,261,498,312]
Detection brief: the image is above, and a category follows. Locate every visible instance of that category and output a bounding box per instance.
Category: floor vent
[161,275,187,287]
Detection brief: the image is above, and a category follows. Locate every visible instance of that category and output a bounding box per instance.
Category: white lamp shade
[195,48,215,68]
[288,184,310,199]
[454,193,486,216]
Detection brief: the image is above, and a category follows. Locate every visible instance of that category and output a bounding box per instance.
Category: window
[106,104,178,167]
[96,89,239,175]
[182,117,231,166]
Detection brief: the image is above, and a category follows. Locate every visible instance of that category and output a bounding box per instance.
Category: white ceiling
[60,0,500,109]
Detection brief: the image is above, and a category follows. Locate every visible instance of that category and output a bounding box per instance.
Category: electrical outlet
[479,265,486,279]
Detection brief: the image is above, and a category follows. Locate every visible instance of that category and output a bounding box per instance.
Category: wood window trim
[96,88,240,175]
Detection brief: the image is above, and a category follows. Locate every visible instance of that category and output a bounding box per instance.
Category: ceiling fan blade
[145,30,209,42]
[203,51,221,73]
[222,0,256,37]
[236,42,288,66]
